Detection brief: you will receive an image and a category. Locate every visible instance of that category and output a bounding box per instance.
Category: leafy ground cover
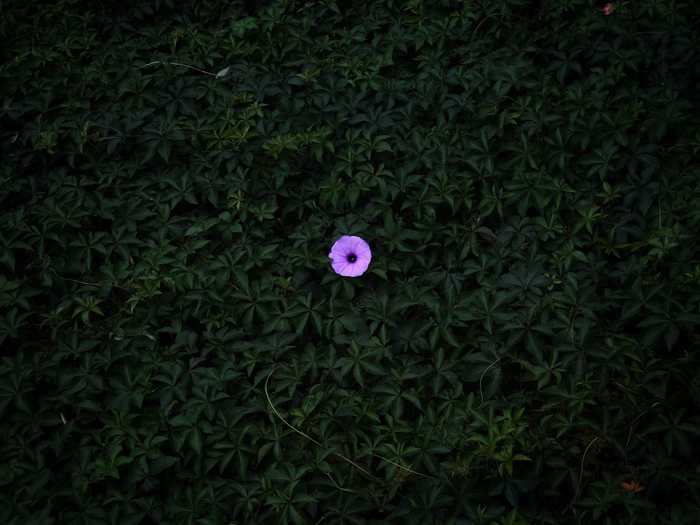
[2,0,700,523]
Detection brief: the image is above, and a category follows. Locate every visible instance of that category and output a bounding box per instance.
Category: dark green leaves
[2,0,700,523]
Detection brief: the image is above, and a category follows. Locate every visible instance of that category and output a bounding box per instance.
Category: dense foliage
[2,0,700,523]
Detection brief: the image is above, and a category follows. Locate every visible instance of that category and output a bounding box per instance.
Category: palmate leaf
[335,340,385,388]
[283,292,325,336]
[460,289,517,335]
[0,309,33,345]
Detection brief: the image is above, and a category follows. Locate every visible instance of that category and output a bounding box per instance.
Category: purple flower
[328,235,372,277]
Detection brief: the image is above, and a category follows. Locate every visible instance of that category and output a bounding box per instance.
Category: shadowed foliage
[1,0,700,523]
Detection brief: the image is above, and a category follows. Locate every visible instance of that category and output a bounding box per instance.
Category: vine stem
[566,436,600,513]
[264,368,377,480]
[264,367,436,483]
[479,357,502,403]
[138,60,218,77]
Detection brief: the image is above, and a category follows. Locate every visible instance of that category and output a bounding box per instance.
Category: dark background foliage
[2,0,700,523]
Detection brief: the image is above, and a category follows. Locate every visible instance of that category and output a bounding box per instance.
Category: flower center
[346,253,357,263]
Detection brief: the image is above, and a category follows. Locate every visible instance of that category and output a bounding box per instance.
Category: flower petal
[329,235,372,277]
